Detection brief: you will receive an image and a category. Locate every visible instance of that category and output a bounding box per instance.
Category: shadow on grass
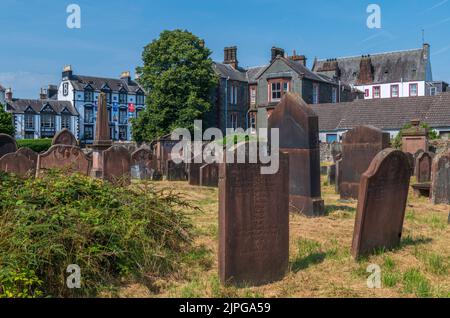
[324,204,356,216]
[291,252,328,273]
[399,235,433,249]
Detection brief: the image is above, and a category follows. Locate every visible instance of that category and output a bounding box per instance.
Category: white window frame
[313,83,320,104]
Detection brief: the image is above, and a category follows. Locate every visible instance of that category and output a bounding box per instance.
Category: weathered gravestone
[335,158,342,194]
[0,152,35,177]
[404,152,415,177]
[103,145,131,185]
[327,164,336,185]
[200,163,219,187]
[219,142,289,286]
[431,152,450,205]
[268,93,324,216]
[188,156,204,186]
[0,133,18,159]
[166,160,187,181]
[415,151,433,183]
[52,128,77,146]
[401,120,428,155]
[16,147,38,166]
[36,145,92,176]
[330,142,342,163]
[351,149,410,258]
[340,126,390,200]
[130,147,153,180]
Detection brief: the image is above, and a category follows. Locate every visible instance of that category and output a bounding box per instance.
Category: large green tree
[132,29,218,142]
[0,104,14,136]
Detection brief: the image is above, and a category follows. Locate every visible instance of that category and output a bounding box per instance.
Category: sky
[0,0,449,98]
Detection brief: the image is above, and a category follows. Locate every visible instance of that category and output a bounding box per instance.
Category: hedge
[17,139,52,153]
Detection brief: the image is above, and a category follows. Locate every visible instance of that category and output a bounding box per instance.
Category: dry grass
[120,177,450,298]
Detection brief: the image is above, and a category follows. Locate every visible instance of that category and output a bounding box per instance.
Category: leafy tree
[132,29,218,143]
[0,104,14,136]
[392,122,439,149]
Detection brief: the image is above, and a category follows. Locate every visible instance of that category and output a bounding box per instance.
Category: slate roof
[213,62,248,82]
[313,48,428,85]
[0,84,5,92]
[68,75,144,93]
[6,99,78,115]
[314,92,450,132]
[246,66,266,84]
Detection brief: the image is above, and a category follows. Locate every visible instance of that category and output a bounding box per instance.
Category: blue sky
[1,0,449,98]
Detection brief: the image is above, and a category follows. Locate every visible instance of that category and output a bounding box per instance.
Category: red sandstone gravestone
[351,149,410,258]
[0,133,18,159]
[0,152,35,177]
[415,151,433,183]
[36,145,92,176]
[219,142,289,286]
[404,152,415,177]
[103,145,131,185]
[52,128,77,146]
[200,162,219,187]
[268,93,324,216]
[16,147,38,166]
[131,147,153,180]
[431,152,450,205]
[340,126,390,200]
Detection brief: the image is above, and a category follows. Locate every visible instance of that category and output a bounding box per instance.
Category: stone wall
[429,139,450,154]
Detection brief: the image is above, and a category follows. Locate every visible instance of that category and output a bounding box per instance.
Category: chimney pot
[223,46,238,69]
[5,88,12,101]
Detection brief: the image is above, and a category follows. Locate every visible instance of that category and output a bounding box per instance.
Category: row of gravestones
[0,130,158,185]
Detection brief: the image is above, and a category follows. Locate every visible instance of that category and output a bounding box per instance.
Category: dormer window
[269,79,290,102]
[136,93,145,105]
[85,90,94,102]
[119,92,127,104]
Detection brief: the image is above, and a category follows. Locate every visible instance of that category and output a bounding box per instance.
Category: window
[24,114,34,130]
[136,94,145,105]
[106,92,112,104]
[271,82,282,101]
[365,89,369,98]
[326,134,338,144]
[229,86,238,105]
[373,86,381,98]
[430,87,437,96]
[391,85,399,98]
[84,106,94,123]
[107,108,112,122]
[250,87,256,105]
[332,87,337,103]
[109,125,115,140]
[61,115,71,129]
[119,108,128,125]
[249,113,256,133]
[85,90,94,102]
[119,92,127,104]
[409,83,418,97]
[84,125,93,140]
[119,126,127,141]
[313,83,319,104]
[230,113,238,129]
[283,82,289,93]
[40,113,56,138]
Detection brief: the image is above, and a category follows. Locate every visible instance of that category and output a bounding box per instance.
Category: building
[57,66,146,143]
[313,44,435,99]
[0,84,5,106]
[4,88,78,140]
[314,92,450,143]
[212,46,361,133]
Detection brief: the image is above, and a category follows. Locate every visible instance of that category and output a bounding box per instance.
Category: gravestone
[351,149,410,259]
[200,163,219,187]
[0,134,18,159]
[188,156,204,186]
[103,145,131,185]
[414,149,424,161]
[0,152,35,177]
[431,152,450,205]
[36,145,92,176]
[401,120,428,155]
[335,159,343,194]
[219,142,289,286]
[130,147,153,180]
[268,93,324,216]
[166,160,187,181]
[330,142,342,163]
[16,147,38,166]
[327,164,336,185]
[52,128,77,146]
[340,126,390,200]
[415,151,432,183]
[404,152,415,176]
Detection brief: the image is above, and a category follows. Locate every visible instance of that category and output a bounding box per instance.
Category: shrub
[392,122,439,149]
[0,171,195,297]
[16,139,52,153]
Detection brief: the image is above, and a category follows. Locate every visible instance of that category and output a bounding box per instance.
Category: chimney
[40,88,48,100]
[290,50,307,66]
[223,46,238,69]
[199,39,205,48]
[5,88,12,101]
[62,65,73,80]
[271,47,285,63]
[423,43,430,61]
[120,71,131,83]
[357,55,374,85]
[47,85,58,99]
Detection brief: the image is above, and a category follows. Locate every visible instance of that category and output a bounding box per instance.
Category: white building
[57,66,146,143]
[313,44,437,100]
[0,85,5,106]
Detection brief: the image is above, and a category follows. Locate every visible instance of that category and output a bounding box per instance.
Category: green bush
[16,139,52,153]
[392,123,439,149]
[0,171,194,297]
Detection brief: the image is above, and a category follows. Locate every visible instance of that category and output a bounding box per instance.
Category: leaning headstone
[16,147,38,166]
[166,160,187,181]
[431,152,450,205]
[327,164,336,185]
[351,149,410,259]
[404,152,415,176]
[268,93,324,216]
[340,126,390,199]
[219,142,289,286]
[103,145,131,185]
[415,151,432,183]
[200,163,219,187]
[0,134,18,159]
[36,145,92,176]
[130,147,153,180]
[52,128,77,146]
[0,152,35,177]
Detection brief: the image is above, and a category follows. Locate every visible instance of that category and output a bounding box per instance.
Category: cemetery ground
[118,175,450,298]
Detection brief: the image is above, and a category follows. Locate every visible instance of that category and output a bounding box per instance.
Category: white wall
[320,129,400,143]
[356,81,426,99]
